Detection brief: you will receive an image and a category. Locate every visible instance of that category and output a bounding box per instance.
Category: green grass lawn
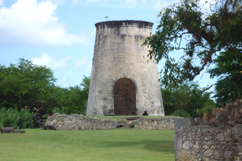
[0,129,175,161]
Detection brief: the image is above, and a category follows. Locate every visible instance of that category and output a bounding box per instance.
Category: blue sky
[0,0,216,93]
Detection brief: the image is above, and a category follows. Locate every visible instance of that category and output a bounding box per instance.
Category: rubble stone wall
[45,113,175,130]
[175,99,242,161]
[45,113,118,130]
[133,117,174,130]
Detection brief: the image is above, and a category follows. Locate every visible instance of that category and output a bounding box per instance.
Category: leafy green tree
[162,82,215,117]
[209,52,242,106]
[49,76,90,115]
[171,110,191,118]
[0,58,91,115]
[143,0,242,101]
[0,58,56,112]
[79,75,90,114]
[60,85,87,114]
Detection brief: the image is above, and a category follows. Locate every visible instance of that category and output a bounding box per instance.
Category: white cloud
[72,0,172,9]
[74,56,92,72]
[0,0,3,6]
[86,0,117,2]
[0,0,90,46]
[200,0,216,12]
[32,53,71,69]
[153,0,177,10]
[49,0,66,5]
[152,0,216,12]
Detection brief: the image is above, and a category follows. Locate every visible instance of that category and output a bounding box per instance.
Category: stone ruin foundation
[175,99,242,161]
[45,113,175,130]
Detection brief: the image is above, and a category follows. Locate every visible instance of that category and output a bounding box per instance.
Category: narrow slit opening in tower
[114,78,136,115]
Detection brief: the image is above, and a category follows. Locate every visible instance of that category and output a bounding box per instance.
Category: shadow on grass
[98,139,174,153]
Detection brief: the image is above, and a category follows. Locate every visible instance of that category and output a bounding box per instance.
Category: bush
[0,107,33,129]
[130,122,135,128]
[196,104,215,118]
[171,110,191,118]
[52,106,86,115]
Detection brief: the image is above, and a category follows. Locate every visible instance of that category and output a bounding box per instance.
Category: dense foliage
[0,58,90,116]
[171,110,191,118]
[0,58,215,121]
[143,0,242,106]
[0,107,32,129]
[50,76,90,115]
[209,52,242,106]
[162,82,215,118]
[0,59,56,113]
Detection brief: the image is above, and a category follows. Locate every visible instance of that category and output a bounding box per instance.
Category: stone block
[224,151,232,159]
[202,157,210,161]
[204,149,213,157]
[193,118,205,125]
[235,156,242,161]
[238,145,242,151]
[216,132,226,142]
[174,133,183,150]
[212,108,224,115]
[174,118,191,133]
[226,104,235,115]
[232,124,242,139]
[52,119,57,124]
[183,141,192,150]
[52,113,59,118]
[193,141,200,149]
[214,150,220,159]
[176,150,198,161]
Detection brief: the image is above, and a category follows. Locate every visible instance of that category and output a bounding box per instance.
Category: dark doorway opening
[114,78,136,115]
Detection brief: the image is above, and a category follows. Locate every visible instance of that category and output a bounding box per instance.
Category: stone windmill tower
[86,20,164,116]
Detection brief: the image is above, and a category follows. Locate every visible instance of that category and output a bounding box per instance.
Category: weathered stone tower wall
[86,20,164,116]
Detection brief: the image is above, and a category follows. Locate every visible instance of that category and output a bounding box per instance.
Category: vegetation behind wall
[0,58,90,116]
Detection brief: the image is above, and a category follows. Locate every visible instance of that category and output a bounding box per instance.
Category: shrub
[52,107,67,114]
[52,106,86,115]
[171,110,191,118]
[130,122,135,128]
[0,107,33,129]
[196,104,215,118]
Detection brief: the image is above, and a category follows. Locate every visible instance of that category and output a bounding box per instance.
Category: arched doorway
[114,78,136,115]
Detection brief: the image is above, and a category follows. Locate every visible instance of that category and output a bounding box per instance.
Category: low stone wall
[45,113,176,130]
[133,118,174,130]
[175,99,242,161]
[46,113,118,130]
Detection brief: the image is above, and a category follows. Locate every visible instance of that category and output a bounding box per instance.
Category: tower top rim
[95,20,153,29]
